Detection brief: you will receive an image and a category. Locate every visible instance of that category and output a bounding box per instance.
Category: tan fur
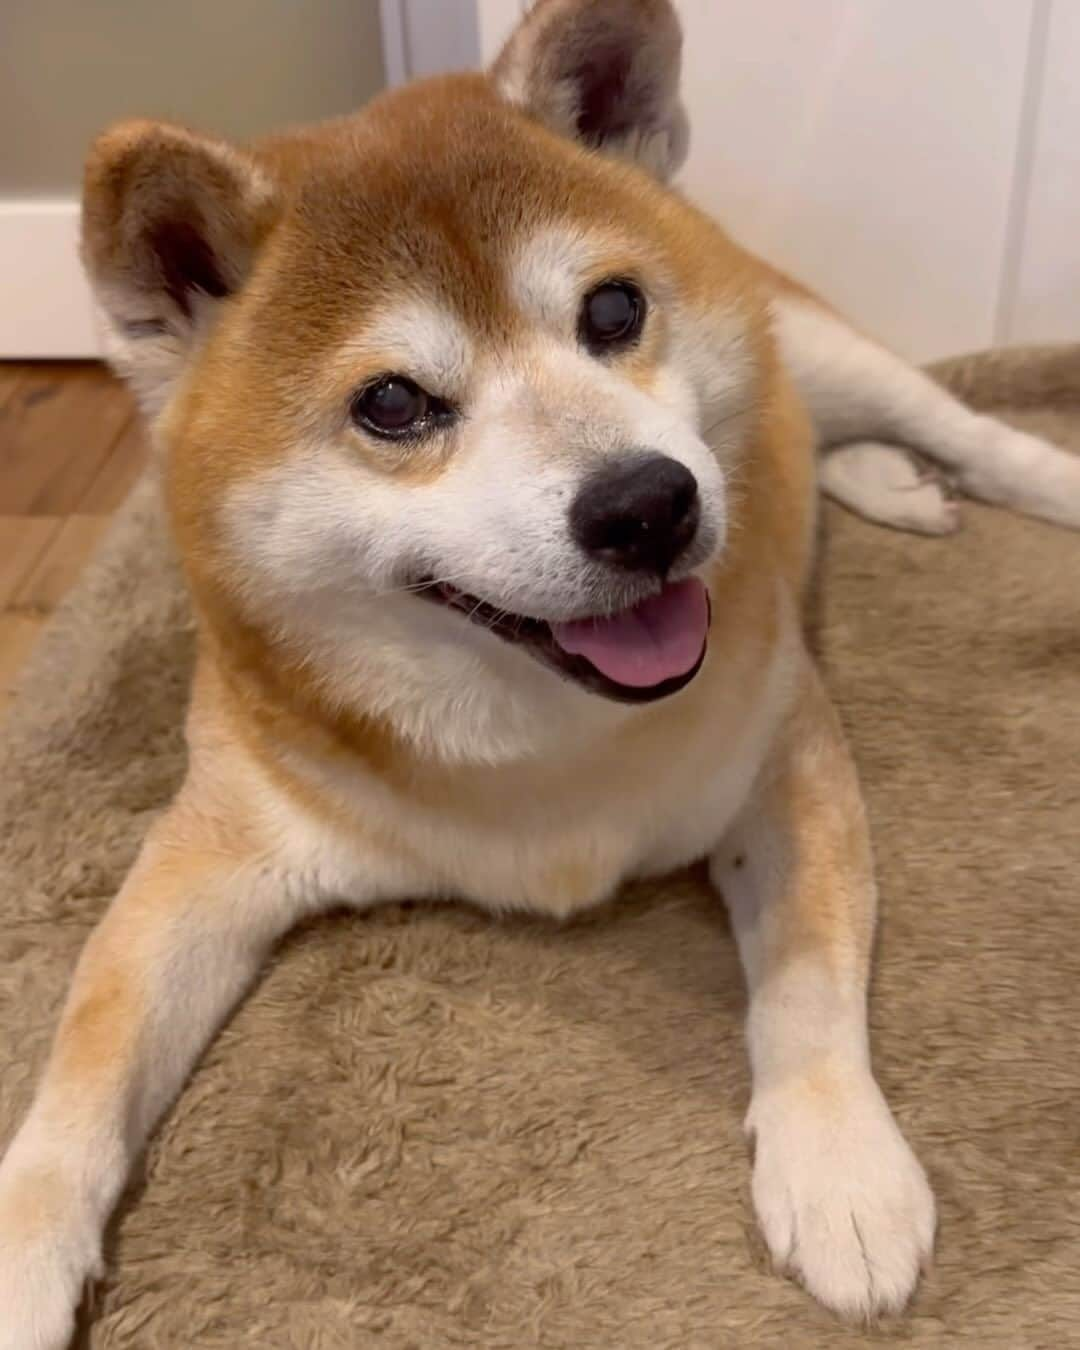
[0,6,943,1343]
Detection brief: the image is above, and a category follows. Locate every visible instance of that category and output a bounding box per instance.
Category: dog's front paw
[747,1073,935,1320]
[0,1167,102,1350]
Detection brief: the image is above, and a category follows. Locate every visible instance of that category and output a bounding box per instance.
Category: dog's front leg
[712,654,935,1319]
[0,784,336,1350]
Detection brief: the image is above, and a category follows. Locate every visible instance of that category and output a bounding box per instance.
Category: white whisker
[368,571,474,601]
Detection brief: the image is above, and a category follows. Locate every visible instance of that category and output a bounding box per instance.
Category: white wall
[0,0,386,196]
[674,0,1036,361]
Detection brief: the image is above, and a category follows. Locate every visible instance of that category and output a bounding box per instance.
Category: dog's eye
[580,281,646,352]
[351,376,448,439]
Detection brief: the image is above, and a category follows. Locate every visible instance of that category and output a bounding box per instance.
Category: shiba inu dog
[3,1,1079,1343]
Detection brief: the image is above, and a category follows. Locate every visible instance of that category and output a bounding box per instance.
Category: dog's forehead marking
[339,297,474,395]
[508,225,613,329]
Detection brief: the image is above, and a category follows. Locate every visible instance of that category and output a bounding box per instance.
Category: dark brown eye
[351,375,449,439]
[580,280,646,351]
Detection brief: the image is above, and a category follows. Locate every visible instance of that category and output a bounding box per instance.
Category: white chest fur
[259,613,798,922]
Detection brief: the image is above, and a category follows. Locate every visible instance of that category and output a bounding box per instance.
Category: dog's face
[83,0,768,758]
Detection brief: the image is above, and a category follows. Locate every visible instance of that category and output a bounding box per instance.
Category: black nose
[570,452,700,575]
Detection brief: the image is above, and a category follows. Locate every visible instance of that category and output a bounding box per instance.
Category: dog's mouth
[418,577,710,703]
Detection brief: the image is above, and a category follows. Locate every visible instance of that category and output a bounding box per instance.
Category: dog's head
[82,0,769,761]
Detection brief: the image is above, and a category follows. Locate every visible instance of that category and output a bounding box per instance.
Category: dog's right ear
[82,121,279,415]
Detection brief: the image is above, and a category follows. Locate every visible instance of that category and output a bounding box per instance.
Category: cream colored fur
[774,295,1080,533]
[4,3,1076,1346]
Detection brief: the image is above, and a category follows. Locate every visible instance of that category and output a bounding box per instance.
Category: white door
[672,0,1034,361]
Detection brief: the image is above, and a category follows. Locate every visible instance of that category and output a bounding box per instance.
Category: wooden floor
[0,362,146,715]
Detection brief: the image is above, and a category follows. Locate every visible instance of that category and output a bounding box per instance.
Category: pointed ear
[81,121,279,415]
[491,0,688,181]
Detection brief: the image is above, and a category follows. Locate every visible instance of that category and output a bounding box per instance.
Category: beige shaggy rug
[2,346,1079,1348]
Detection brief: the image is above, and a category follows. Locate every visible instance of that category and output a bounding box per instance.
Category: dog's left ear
[81,120,279,417]
[492,0,689,181]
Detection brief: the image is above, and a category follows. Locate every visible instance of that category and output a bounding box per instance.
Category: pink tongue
[551,578,709,688]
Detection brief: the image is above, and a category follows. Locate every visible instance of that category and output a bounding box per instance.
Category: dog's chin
[415,580,710,704]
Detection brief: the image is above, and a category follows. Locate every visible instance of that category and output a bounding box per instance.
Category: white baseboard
[0,199,102,359]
